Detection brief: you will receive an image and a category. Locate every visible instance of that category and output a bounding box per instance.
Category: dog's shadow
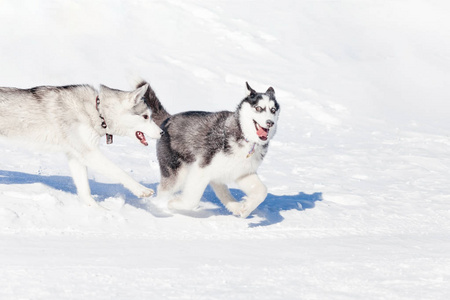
[0,170,322,227]
[0,169,151,206]
[201,185,322,227]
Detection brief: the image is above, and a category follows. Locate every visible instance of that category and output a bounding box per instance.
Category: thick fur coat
[141,81,280,218]
[0,84,162,205]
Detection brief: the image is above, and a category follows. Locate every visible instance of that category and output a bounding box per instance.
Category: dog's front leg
[210,182,240,214]
[82,150,154,198]
[67,156,97,206]
[233,173,267,218]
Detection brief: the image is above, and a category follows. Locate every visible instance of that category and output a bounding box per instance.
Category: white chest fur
[202,141,265,183]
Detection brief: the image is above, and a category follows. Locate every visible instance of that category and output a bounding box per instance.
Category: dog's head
[99,84,163,145]
[238,82,280,145]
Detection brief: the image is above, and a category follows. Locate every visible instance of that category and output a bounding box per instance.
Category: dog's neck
[95,96,113,144]
[244,138,257,158]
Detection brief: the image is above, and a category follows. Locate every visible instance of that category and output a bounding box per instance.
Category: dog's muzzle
[266,120,274,128]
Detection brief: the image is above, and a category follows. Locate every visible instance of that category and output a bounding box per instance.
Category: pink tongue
[136,131,148,146]
[257,127,268,138]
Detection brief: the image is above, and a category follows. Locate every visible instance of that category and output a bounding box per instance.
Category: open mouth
[253,120,269,141]
[136,131,148,146]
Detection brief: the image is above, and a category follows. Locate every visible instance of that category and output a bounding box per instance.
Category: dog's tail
[137,81,171,127]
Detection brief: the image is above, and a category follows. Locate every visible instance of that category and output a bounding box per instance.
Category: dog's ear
[131,83,149,104]
[266,87,275,95]
[99,84,111,92]
[136,80,149,90]
[246,82,257,97]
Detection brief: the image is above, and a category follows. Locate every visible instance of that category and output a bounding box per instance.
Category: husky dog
[0,83,163,205]
[141,81,280,218]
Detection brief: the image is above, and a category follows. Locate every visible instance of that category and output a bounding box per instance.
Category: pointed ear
[246,82,257,97]
[131,83,148,104]
[99,84,111,92]
[266,87,275,95]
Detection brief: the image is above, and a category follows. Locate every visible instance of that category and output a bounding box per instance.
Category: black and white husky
[141,81,280,218]
[0,83,163,205]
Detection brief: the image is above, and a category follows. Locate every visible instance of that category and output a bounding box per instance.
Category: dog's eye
[255,106,263,112]
[142,114,149,119]
[270,107,277,114]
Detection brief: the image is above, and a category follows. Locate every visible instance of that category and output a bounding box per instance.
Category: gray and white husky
[141,81,280,218]
[0,83,163,205]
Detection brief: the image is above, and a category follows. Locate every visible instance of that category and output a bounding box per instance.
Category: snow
[1,0,450,299]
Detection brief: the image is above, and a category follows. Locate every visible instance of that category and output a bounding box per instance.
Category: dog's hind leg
[154,176,177,207]
[210,182,241,215]
[168,165,209,211]
[67,156,97,206]
[233,173,267,218]
[156,166,188,200]
[81,149,154,198]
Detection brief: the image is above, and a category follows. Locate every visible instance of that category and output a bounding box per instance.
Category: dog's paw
[142,188,155,198]
[135,187,154,198]
[237,202,253,218]
[226,201,241,216]
[226,197,260,218]
[168,196,196,211]
[226,200,253,218]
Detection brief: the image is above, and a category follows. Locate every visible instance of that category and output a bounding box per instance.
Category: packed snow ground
[1,1,450,299]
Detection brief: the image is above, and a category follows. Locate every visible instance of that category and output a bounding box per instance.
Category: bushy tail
[137,81,171,127]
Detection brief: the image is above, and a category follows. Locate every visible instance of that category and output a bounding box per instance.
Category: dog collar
[244,138,256,158]
[95,96,113,144]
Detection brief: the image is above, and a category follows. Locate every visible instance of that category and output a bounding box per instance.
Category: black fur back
[157,110,243,177]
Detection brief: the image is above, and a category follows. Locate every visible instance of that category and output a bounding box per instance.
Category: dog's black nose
[266,120,274,128]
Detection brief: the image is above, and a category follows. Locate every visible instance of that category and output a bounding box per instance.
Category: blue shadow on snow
[0,169,154,209]
[0,169,322,227]
[201,185,322,227]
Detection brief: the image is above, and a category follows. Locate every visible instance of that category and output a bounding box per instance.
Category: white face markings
[253,96,279,118]
[124,84,162,143]
[103,87,162,144]
[130,102,163,142]
[240,95,279,144]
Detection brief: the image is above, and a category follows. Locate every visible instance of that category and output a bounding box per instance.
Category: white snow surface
[1,1,450,299]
